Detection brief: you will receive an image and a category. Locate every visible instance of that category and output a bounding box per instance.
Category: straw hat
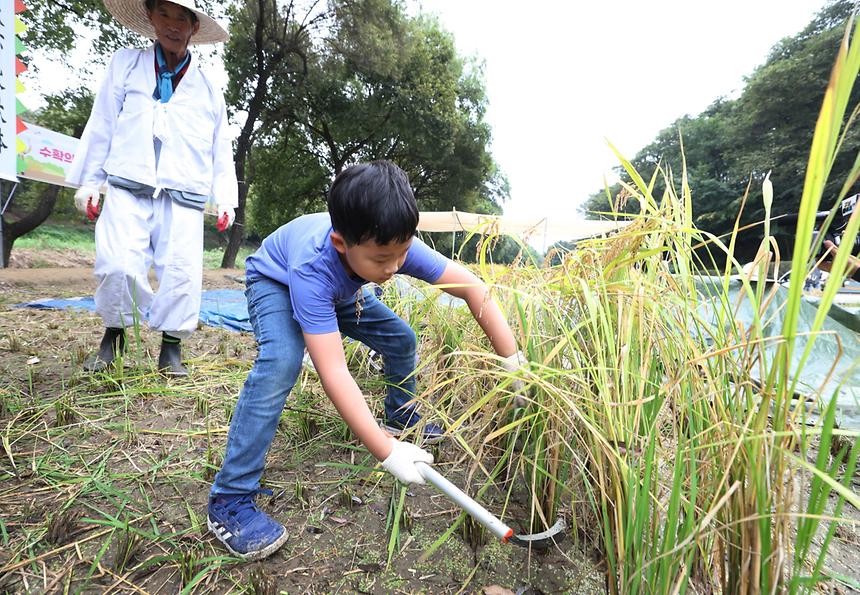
[103,0,228,45]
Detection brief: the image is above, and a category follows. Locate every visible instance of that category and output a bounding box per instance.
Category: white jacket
[67,45,238,208]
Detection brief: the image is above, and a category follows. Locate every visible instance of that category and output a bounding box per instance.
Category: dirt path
[0,266,96,286]
[0,266,246,289]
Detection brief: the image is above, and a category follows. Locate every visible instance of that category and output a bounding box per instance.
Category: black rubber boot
[82,327,125,373]
[158,333,188,377]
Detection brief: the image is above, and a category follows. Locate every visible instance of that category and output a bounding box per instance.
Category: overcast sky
[410,0,828,221]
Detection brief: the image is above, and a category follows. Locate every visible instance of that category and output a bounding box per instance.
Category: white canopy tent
[417,209,632,252]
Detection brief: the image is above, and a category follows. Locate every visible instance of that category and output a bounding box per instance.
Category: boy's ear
[330,231,347,255]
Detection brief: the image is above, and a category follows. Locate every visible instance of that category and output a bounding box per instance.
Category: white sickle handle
[415,461,514,542]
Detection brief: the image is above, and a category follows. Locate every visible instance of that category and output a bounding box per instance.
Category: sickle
[415,462,566,549]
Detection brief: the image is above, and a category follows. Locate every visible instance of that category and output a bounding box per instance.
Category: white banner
[18,122,218,214]
[0,2,16,181]
[18,122,80,188]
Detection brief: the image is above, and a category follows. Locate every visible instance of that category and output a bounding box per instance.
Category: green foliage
[21,0,135,76]
[19,0,508,266]
[730,7,859,221]
[31,89,94,138]
[224,0,508,240]
[244,133,329,237]
[581,0,859,262]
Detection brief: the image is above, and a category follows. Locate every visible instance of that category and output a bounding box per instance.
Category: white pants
[93,184,204,339]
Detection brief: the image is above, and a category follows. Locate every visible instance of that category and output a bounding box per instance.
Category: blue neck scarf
[154,43,191,103]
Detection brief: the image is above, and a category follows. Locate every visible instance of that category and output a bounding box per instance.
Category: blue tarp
[16,289,251,333]
[198,289,251,332]
[21,296,97,311]
[695,277,860,429]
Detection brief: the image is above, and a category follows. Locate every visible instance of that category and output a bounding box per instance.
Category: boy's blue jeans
[211,276,419,496]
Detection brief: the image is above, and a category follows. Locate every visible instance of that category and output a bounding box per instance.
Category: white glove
[216,205,235,231]
[381,438,434,485]
[501,350,528,407]
[74,185,100,216]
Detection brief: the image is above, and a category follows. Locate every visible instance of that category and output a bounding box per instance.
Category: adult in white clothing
[66,0,237,376]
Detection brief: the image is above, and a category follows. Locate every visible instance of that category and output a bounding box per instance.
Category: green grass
[14,223,96,253]
[0,315,588,593]
[202,247,252,270]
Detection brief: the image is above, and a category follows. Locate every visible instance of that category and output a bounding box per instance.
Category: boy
[207,160,524,560]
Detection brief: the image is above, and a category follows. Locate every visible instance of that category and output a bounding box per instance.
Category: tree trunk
[219,0,271,269]
[220,110,256,268]
[0,217,9,269]
[218,0,313,268]
[220,176,247,268]
[2,182,60,268]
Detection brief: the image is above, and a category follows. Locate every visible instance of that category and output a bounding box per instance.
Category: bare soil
[6,247,97,270]
[0,264,604,594]
[3,258,857,593]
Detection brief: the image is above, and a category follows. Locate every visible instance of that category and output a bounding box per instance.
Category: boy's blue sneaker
[207,491,288,561]
[382,419,445,444]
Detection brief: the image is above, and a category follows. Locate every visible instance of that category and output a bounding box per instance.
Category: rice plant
[385,483,411,568]
[390,16,860,594]
[111,516,143,574]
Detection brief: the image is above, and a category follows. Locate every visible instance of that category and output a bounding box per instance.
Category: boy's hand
[501,350,529,408]
[381,439,434,484]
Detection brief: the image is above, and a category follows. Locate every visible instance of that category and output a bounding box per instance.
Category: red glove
[216,211,229,232]
[216,205,235,232]
[86,198,101,221]
[74,186,100,221]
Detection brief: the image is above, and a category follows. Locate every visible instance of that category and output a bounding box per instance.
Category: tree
[20,0,507,268]
[581,0,859,263]
[244,131,329,236]
[729,1,858,218]
[218,0,329,266]
[223,0,507,262]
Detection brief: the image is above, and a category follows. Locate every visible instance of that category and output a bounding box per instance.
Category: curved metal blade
[507,517,567,550]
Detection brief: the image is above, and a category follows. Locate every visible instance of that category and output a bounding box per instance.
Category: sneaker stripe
[210,521,234,541]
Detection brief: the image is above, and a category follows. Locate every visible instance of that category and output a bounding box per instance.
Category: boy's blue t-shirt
[245,212,448,334]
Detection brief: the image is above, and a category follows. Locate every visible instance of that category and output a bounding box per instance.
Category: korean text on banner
[18,123,80,188]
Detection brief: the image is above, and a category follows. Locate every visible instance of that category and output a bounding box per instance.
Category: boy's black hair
[144,0,199,25]
[327,160,419,246]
